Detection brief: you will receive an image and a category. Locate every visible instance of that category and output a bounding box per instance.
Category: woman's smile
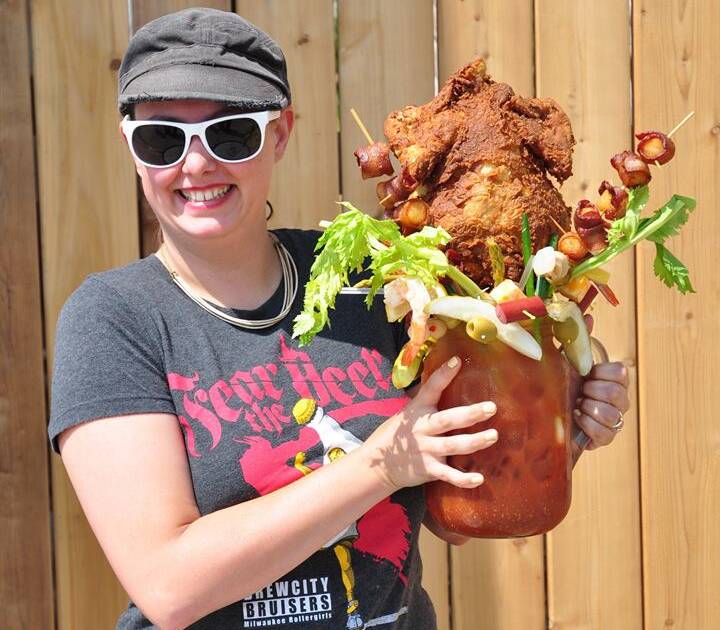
[175,183,237,212]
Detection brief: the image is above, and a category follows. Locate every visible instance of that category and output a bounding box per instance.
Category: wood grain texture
[451,537,545,630]
[0,1,54,628]
[634,1,720,628]
[131,1,231,256]
[31,0,140,627]
[418,528,450,630]
[536,2,643,629]
[438,0,534,89]
[236,0,339,229]
[337,0,435,216]
[438,3,545,629]
[133,0,228,25]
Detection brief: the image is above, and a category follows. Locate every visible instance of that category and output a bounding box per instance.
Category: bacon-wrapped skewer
[573,200,608,254]
[557,231,589,262]
[354,142,394,179]
[610,150,652,187]
[395,198,429,232]
[635,131,676,165]
[376,167,418,210]
[597,180,629,220]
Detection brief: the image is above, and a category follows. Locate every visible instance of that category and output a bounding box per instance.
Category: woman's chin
[174,217,239,240]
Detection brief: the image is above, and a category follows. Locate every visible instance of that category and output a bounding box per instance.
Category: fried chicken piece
[384,58,575,287]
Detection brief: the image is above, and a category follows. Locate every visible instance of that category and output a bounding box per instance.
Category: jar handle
[571,336,609,466]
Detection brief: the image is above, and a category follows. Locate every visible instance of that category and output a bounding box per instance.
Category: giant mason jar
[422,322,593,538]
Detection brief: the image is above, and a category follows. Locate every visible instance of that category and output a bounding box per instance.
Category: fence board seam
[631,4,647,629]
[26,0,59,617]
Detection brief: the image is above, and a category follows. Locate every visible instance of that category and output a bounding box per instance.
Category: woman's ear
[119,120,144,176]
[272,107,295,162]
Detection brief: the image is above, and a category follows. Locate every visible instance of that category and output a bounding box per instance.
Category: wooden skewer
[379,193,393,206]
[667,110,695,138]
[350,108,374,145]
[549,215,568,235]
[645,112,693,169]
[522,309,537,320]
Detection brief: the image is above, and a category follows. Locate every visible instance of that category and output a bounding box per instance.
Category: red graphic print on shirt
[166,335,413,584]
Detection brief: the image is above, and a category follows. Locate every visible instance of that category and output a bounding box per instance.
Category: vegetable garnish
[292,203,484,346]
[571,186,696,293]
[487,238,505,287]
[521,213,536,297]
[536,233,559,299]
[295,116,697,380]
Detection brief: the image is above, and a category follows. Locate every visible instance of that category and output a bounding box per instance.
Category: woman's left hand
[574,361,630,449]
[574,314,630,450]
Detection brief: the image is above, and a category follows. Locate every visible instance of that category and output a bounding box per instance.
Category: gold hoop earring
[266,200,274,221]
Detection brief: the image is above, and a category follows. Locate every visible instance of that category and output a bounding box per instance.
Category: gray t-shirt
[49,229,436,630]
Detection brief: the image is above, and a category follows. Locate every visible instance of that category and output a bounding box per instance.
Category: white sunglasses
[121,110,281,168]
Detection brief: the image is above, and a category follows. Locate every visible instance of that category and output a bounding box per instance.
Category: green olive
[552,318,579,345]
[466,316,498,343]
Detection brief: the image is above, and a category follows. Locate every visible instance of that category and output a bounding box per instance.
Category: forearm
[148,445,392,628]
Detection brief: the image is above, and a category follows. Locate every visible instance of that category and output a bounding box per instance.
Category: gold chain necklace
[157,234,298,330]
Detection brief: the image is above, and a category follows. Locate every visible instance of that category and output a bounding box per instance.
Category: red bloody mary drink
[422,324,582,538]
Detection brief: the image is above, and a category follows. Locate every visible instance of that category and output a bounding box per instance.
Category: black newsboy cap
[118,8,291,115]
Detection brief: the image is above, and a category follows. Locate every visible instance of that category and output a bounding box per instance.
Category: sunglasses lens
[132,124,186,166]
[206,117,262,161]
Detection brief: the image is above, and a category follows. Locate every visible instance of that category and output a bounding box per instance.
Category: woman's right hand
[364,355,498,492]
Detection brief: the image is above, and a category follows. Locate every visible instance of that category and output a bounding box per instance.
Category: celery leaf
[653,243,695,294]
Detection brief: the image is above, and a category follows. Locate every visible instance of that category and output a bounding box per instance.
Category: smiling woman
[45,7,630,630]
[124,97,293,302]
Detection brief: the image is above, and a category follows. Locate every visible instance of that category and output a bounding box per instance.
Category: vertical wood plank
[338,0,435,216]
[535,2,643,628]
[235,0,340,230]
[31,0,139,627]
[0,1,54,627]
[634,1,720,628]
[438,0,535,90]
[438,3,545,629]
[131,1,231,257]
[452,537,545,630]
[418,528,450,630]
[337,3,449,626]
[134,0,229,25]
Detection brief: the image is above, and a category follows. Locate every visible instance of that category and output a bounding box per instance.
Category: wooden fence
[2,0,718,628]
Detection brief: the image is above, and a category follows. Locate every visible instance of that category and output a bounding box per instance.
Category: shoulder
[57,257,166,338]
[63,256,165,307]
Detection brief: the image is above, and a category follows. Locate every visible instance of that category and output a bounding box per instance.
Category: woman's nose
[181,135,216,175]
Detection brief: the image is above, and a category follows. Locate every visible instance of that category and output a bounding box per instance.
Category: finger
[425,401,496,435]
[572,411,616,447]
[413,356,462,407]
[427,462,485,488]
[582,380,630,412]
[584,314,594,335]
[578,397,623,430]
[587,361,629,386]
[429,429,498,456]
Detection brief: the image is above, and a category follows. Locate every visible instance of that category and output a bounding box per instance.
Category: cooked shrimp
[384,278,432,365]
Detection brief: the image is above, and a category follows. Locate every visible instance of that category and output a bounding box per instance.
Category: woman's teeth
[179,185,232,202]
